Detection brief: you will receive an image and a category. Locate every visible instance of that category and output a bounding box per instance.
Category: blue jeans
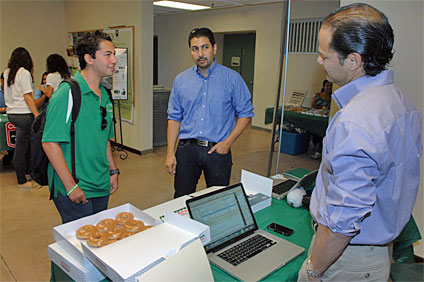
[174,140,232,198]
[53,191,109,223]
[7,113,33,184]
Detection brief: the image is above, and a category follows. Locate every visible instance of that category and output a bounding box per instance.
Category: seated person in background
[311,79,332,110]
[310,80,332,160]
[0,72,6,113]
[34,72,48,111]
[34,54,71,110]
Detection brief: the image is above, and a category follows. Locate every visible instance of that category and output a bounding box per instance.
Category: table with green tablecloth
[51,168,315,282]
[0,114,15,151]
[265,107,329,138]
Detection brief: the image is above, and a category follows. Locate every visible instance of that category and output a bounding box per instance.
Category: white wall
[0,1,67,86]
[341,0,424,257]
[63,1,153,152]
[154,2,338,129]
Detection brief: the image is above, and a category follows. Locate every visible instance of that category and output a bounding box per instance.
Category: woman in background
[34,72,48,110]
[35,54,70,109]
[310,79,333,159]
[4,47,39,190]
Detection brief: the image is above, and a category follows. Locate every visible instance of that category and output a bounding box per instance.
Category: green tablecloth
[265,107,329,138]
[0,114,15,151]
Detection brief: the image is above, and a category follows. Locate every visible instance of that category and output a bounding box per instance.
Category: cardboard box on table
[241,169,272,213]
[81,210,211,282]
[48,242,105,282]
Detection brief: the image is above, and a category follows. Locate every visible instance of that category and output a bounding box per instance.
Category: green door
[222,33,256,100]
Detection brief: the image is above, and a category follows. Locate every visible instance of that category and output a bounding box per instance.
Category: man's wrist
[110,169,120,176]
[306,259,323,279]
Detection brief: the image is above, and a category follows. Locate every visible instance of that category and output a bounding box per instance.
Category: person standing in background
[298,3,422,281]
[4,47,40,190]
[0,72,6,112]
[34,54,70,110]
[165,27,254,198]
[34,72,48,110]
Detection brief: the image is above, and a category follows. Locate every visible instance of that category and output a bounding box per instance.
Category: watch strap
[110,169,120,176]
[306,259,323,278]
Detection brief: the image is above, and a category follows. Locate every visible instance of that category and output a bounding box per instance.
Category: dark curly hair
[7,47,33,87]
[76,30,113,70]
[46,54,70,79]
[188,27,216,47]
[323,3,394,76]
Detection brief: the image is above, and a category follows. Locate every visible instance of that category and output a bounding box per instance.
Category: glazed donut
[87,231,108,247]
[115,212,134,226]
[96,218,117,232]
[105,226,126,240]
[76,224,97,239]
[124,219,145,233]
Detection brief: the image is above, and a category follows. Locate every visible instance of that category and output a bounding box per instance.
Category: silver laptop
[272,170,318,200]
[186,183,304,282]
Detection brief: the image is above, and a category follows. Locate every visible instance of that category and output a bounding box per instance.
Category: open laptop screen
[187,184,257,252]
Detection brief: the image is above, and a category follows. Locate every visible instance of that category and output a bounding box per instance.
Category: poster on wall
[104,26,134,123]
[112,48,128,100]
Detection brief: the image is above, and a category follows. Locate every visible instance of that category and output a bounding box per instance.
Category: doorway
[222,33,256,100]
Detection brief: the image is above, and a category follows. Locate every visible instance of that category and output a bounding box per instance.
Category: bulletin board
[104,26,135,123]
[66,26,135,123]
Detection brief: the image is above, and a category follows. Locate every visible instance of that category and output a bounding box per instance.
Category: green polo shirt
[42,71,114,198]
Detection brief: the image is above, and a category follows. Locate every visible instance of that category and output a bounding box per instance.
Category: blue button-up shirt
[168,60,254,142]
[310,70,422,245]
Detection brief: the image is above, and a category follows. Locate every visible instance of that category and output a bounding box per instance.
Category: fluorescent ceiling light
[154,1,211,11]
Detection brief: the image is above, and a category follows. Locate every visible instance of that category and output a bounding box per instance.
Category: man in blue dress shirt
[166,27,254,198]
[298,3,423,281]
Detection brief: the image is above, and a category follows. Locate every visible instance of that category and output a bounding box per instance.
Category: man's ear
[347,53,363,70]
[213,43,217,55]
[84,53,93,66]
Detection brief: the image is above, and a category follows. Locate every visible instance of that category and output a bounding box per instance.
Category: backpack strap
[49,78,81,200]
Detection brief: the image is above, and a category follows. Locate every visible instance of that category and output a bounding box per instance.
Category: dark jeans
[7,113,33,184]
[53,191,109,223]
[174,141,232,198]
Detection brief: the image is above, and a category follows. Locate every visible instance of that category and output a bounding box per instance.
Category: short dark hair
[323,3,394,76]
[46,54,70,79]
[76,30,113,70]
[188,27,216,47]
[1,72,3,80]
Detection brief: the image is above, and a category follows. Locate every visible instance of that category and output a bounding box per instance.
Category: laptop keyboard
[273,179,297,195]
[217,234,276,266]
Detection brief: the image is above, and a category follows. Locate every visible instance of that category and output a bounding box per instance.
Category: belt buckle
[197,139,208,147]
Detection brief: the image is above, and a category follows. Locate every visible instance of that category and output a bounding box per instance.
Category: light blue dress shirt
[310,70,422,245]
[168,60,254,142]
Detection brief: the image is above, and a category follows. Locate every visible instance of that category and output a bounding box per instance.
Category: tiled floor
[0,127,320,281]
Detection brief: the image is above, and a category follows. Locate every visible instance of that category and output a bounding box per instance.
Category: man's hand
[165,154,177,176]
[110,174,119,194]
[208,141,230,155]
[68,186,87,204]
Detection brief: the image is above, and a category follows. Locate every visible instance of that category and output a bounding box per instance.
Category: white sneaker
[310,152,322,160]
[32,181,42,189]
[17,181,33,191]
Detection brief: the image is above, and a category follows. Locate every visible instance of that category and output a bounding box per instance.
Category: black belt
[179,138,217,147]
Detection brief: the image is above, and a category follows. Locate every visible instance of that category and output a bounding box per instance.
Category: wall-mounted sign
[231,57,241,67]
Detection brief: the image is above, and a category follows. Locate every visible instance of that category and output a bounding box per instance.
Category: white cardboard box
[143,195,191,221]
[81,210,210,282]
[241,169,273,213]
[49,242,105,282]
[53,203,160,268]
[137,238,213,281]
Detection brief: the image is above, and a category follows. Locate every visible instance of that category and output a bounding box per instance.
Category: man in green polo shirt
[42,31,119,223]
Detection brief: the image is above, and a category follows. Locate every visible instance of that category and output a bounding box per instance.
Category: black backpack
[30,78,81,199]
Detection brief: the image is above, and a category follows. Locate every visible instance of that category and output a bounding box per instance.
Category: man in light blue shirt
[166,27,254,198]
[298,4,422,282]
[0,72,6,110]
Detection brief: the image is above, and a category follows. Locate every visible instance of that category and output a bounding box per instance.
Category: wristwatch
[306,259,323,278]
[110,169,120,176]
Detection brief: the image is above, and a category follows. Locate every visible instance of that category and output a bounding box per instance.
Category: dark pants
[7,113,33,184]
[53,191,109,223]
[174,140,232,198]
